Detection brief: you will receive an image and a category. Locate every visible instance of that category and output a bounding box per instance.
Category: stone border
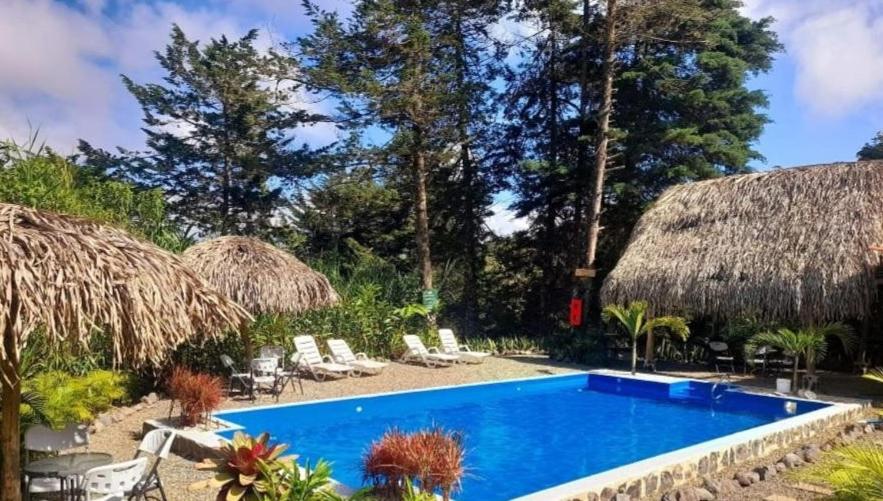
[514,371,866,501]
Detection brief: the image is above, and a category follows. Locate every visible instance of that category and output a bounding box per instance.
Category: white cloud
[485,204,529,236]
[742,0,883,117]
[0,0,338,153]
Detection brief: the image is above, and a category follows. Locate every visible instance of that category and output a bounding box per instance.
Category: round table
[24,452,113,500]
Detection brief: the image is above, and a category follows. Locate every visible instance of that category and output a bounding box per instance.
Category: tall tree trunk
[631,337,637,375]
[1,279,22,501]
[539,29,560,325]
[413,126,433,292]
[792,355,800,394]
[584,0,618,273]
[454,14,480,334]
[644,330,655,369]
[576,0,592,261]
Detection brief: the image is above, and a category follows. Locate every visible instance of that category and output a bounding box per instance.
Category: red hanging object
[569,298,583,327]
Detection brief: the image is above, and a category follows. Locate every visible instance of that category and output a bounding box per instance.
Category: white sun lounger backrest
[438,329,459,353]
[403,335,429,356]
[328,339,356,364]
[294,336,324,365]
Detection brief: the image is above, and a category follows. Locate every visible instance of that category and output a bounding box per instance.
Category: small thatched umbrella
[181,236,340,357]
[0,203,251,500]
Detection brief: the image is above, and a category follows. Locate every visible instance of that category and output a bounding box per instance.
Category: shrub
[797,443,883,500]
[166,366,223,427]
[24,370,130,428]
[192,432,290,500]
[363,428,464,500]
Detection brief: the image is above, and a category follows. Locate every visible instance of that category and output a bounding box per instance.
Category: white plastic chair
[250,357,282,399]
[220,354,252,398]
[293,336,354,381]
[438,329,491,364]
[24,423,90,498]
[80,457,148,501]
[132,429,175,501]
[401,335,460,367]
[327,339,388,375]
[259,345,285,366]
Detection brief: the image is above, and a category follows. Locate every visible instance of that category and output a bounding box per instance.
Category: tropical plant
[749,323,855,393]
[166,366,224,427]
[601,301,689,374]
[797,444,883,500]
[23,370,131,428]
[255,459,369,501]
[192,432,291,501]
[363,427,464,501]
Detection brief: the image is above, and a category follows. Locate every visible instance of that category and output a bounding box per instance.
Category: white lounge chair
[401,335,460,367]
[294,335,355,381]
[438,329,491,364]
[327,339,388,376]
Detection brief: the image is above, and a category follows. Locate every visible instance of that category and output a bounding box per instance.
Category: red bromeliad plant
[363,427,465,500]
[191,432,292,501]
[167,366,223,426]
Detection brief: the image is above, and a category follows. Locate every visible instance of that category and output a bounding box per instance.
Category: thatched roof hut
[601,161,883,323]
[0,203,251,500]
[181,236,339,315]
[0,203,251,366]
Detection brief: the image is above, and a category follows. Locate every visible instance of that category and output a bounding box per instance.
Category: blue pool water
[216,373,828,500]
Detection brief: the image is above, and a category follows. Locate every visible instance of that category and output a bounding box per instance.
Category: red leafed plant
[363,427,464,500]
[166,366,223,426]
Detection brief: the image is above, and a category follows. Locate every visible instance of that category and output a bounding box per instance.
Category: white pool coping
[211,369,862,501]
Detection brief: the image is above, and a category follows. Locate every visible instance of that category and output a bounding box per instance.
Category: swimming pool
[215,372,830,500]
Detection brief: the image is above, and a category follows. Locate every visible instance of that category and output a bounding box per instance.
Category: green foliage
[602,301,689,374]
[193,432,290,501]
[256,459,367,501]
[858,131,883,161]
[467,336,545,356]
[23,370,131,428]
[797,444,883,500]
[0,142,184,251]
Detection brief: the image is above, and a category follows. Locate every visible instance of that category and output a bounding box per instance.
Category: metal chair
[131,428,175,501]
[708,341,735,373]
[250,357,282,401]
[24,423,90,499]
[276,352,304,395]
[220,354,252,398]
[79,457,148,501]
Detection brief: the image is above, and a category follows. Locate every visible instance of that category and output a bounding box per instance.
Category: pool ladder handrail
[711,374,732,401]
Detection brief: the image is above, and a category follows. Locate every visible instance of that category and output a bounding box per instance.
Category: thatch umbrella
[181,236,340,358]
[0,203,251,500]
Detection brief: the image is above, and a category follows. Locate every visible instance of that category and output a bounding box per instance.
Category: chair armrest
[355,352,368,360]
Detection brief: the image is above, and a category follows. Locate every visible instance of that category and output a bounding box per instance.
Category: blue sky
[2,0,883,233]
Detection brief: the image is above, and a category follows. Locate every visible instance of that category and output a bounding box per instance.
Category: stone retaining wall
[562,403,866,501]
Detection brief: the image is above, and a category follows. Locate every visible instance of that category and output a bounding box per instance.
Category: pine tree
[858,132,883,160]
[80,25,326,238]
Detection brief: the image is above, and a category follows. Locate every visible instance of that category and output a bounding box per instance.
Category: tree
[601,301,689,374]
[858,131,883,160]
[80,25,326,239]
[299,1,459,295]
[749,323,855,394]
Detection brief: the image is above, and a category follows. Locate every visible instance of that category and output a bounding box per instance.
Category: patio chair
[251,357,282,400]
[438,329,491,364]
[24,423,90,499]
[275,352,304,394]
[131,428,175,501]
[293,335,355,381]
[401,335,460,367]
[744,345,773,375]
[259,345,285,366]
[327,339,388,376]
[220,354,253,398]
[708,341,735,373]
[79,457,148,501]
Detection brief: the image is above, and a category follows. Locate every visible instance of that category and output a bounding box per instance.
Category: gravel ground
[79,355,582,501]
[77,357,878,501]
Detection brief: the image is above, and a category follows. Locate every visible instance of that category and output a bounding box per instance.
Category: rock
[865,424,875,434]
[734,472,754,487]
[724,479,741,492]
[661,492,677,501]
[141,392,159,405]
[625,481,641,498]
[600,487,617,500]
[755,465,777,481]
[613,494,630,501]
[586,494,599,501]
[660,471,674,491]
[775,462,787,472]
[802,446,821,463]
[97,412,113,427]
[782,453,803,468]
[90,420,104,434]
[748,471,761,483]
[701,476,722,495]
[674,488,698,501]
[693,487,715,501]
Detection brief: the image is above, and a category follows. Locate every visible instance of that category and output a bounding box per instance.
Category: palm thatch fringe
[601,161,883,323]
[0,203,251,368]
[181,236,339,315]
